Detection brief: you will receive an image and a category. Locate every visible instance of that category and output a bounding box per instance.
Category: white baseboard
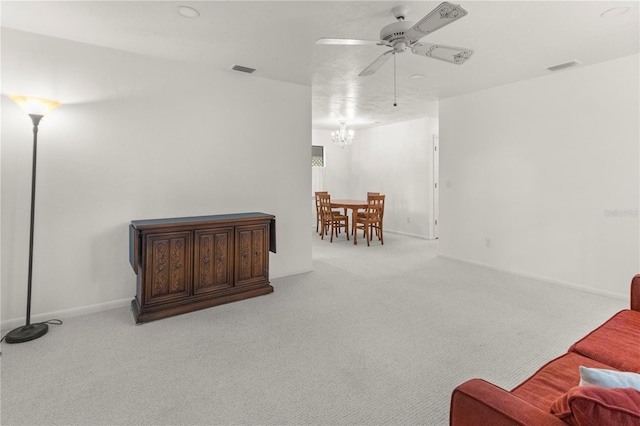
[384,229,436,240]
[437,253,627,301]
[271,268,314,280]
[311,224,437,241]
[0,268,317,332]
[1,297,132,332]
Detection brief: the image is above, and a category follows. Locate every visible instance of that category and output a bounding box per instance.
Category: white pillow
[579,366,640,390]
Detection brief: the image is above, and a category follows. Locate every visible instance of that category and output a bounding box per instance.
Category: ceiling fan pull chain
[393,52,397,107]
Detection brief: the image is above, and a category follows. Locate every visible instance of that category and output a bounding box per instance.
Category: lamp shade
[9,95,61,116]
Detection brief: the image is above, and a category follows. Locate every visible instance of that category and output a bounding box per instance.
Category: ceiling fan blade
[358,50,394,77]
[316,38,388,46]
[405,2,469,41]
[411,42,473,64]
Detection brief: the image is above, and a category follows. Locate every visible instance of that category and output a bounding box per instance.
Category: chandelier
[331,121,354,148]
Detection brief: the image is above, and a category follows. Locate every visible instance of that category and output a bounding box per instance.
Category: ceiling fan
[317,2,473,77]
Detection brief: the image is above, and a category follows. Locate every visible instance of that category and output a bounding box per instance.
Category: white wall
[313,117,439,239]
[1,29,312,326]
[311,128,351,199]
[439,54,640,298]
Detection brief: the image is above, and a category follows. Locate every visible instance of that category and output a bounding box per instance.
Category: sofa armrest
[450,379,567,426]
[631,274,640,312]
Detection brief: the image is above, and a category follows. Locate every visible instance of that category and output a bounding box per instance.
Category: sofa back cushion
[569,310,640,372]
[550,386,640,426]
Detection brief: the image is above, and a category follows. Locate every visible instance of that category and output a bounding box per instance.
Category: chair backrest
[365,194,385,219]
[318,193,333,218]
[315,191,329,214]
[367,193,381,214]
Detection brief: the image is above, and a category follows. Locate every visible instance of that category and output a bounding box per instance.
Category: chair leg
[361,222,368,246]
[345,218,349,241]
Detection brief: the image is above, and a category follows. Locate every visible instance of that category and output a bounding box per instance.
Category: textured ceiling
[1,1,638,130]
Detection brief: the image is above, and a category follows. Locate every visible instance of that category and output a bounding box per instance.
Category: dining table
[330,199,367,237]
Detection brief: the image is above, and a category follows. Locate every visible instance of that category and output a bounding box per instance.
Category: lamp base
[5,323,48,344]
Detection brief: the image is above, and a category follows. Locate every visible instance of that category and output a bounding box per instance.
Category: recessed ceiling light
[600,7,630,18]
[177,6,200,18]
[410,74,425,79]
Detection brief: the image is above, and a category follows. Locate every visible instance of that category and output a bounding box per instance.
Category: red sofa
[450,274,640,426]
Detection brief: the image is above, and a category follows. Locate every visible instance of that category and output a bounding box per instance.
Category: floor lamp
[5,95,61,344]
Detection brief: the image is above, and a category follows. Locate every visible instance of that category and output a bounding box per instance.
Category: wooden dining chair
[354,194,385,246]
[369,193,384,241]
[354,192,380,235]
[318,193,349,242]
[314,191,328,233]
[315,191,341,234]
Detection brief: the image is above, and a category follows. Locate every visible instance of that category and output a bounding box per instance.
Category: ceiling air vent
[547,60,582,72]
[231,65,256,74]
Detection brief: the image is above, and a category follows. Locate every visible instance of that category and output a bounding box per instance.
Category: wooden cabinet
[129,213,275,323]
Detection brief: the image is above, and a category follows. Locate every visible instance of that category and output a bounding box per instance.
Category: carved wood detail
[194,228,232,294]
[151,239,168,298]
[199,234,214,288]
[252,228,264,277]
[214,233,229,285]
[145,231,191,305]
[235,224,268,286]
[238,229,252,282]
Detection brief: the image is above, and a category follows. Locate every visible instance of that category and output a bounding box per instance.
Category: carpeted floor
[0,231,627,425]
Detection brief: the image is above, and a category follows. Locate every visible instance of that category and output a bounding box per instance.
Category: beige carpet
[0,231,627,425]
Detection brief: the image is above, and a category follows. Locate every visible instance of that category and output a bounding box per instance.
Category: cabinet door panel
[235,224,268,286]
[194,228,233,294]
[144,231,192,305]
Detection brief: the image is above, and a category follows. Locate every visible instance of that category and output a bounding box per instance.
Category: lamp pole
[25,114,43,325]
[5,114,49,343]
[6,96,61,344]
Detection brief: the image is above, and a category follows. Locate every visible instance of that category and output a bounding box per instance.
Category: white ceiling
[1,1,638,130]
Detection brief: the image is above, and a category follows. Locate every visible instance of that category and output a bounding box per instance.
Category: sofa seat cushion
[569,310,640,373]
[550,386,640,426]
[511,352,617,411]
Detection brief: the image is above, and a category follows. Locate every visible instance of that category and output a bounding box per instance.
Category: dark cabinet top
[131,212,275,230]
